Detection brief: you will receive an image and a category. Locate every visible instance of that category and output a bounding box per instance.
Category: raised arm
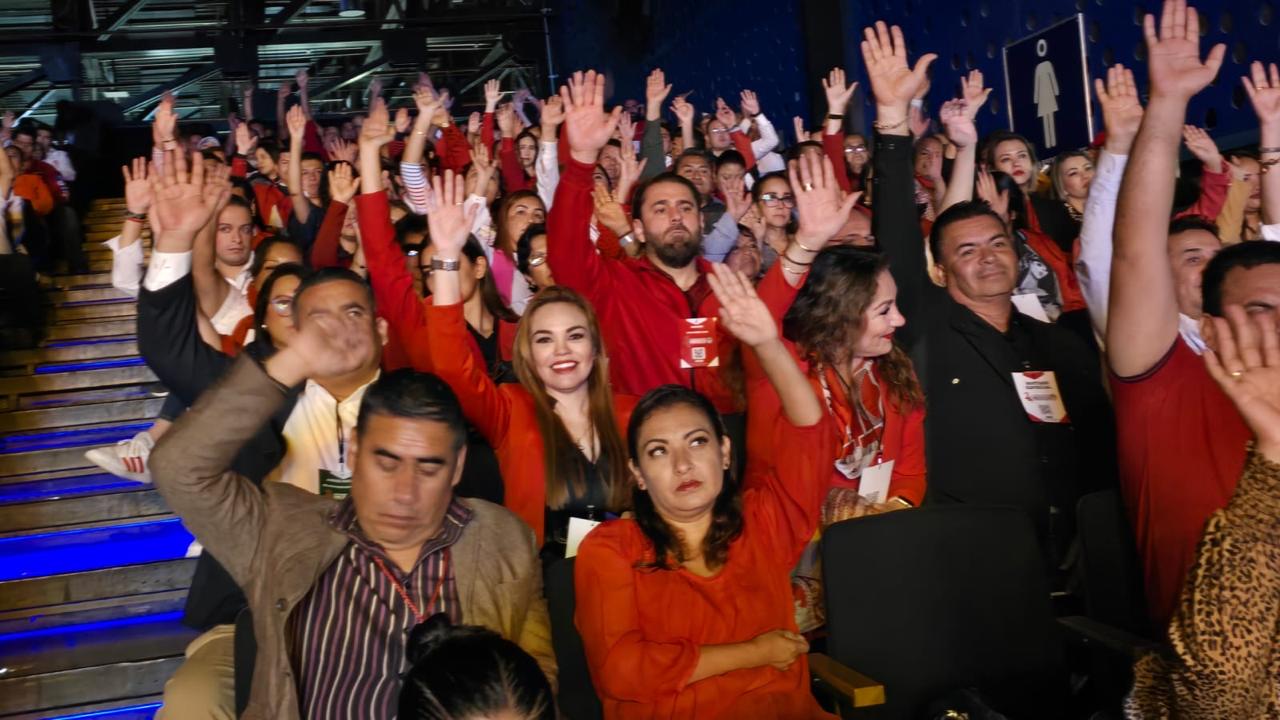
[861,21,937,334]
[106,157,152,295]
[275,84,290,141]
[191,190,232,321]
[640,70,672,182]
[671,95,696,153]
[1245,62,1280,227]
[536,95,564,207]
[285,105,312,224]
[821,68,859,193]
[1107,0,1225,376]
[1076,65,1144,340]
[295,69,312,119]
[937,70,989,213]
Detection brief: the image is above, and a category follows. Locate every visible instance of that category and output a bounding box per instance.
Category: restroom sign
[1003,14,1094,156]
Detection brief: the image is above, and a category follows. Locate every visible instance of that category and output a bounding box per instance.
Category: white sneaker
[85,431,155,483]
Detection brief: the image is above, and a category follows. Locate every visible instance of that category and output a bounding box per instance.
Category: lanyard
[371,552,448,625]
[335,403,346,475]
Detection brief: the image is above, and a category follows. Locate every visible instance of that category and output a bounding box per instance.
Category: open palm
[1143,0,1224,100]
[861,21,936,108]
[560,70,622,163]
[1203,308,1280,454]
[1244,61,1280,127]
[708,263,777,348]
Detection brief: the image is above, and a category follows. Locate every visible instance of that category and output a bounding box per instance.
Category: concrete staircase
[0,199,194,719]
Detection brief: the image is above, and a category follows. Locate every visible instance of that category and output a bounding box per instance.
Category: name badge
[679,317,720,368]
[859,459,895,504]
[1011,371,1070,424]
[565,516,602,558]
[319,467,353,499]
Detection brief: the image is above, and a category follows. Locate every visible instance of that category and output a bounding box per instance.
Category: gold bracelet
[793,238,820,253]
[872,117,907,132]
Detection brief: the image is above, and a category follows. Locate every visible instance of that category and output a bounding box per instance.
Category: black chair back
[545,557,603,720]
[822,505,1067,719]
[1075,490,1152,638]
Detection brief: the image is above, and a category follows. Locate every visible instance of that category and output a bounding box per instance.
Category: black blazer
[137,274,299,630]
[872,133,1116,568]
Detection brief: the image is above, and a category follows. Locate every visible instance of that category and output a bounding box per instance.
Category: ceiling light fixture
[338,0,366,18]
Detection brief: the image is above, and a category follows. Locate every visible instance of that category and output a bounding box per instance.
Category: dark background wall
[550,0,1277,153]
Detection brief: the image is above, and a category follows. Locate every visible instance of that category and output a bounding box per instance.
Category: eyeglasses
[759,193,796,208]
[708,127,731,135]
[269,297,294,317]
[844,146,868,154]
[528,253,547,268]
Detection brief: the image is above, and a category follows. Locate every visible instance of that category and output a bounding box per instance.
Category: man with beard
[546,70,738,413]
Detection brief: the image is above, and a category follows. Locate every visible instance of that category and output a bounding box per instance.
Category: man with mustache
[546,70,739,414]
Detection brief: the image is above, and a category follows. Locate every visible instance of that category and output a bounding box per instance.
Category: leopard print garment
[1125,447,1280,718]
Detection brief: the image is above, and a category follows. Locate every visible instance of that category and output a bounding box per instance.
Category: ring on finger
[802,182,814,192]
[1230,370,1245,379]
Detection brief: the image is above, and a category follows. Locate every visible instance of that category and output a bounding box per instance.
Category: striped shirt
[289,497,472,719]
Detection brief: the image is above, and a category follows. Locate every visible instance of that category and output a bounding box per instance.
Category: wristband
[782,252,812,267]
[873,117,908,132]
[430,256,460,271]
[910,98,924,109]
[125,211,147,221]
[1260,146,1280,154]
[826,113,845,121]
[125,215,147,224]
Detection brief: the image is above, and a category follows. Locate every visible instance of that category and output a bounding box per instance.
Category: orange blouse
[425,301,635,544]
[574,414,837,719]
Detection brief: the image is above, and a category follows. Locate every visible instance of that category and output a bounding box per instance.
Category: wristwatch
[430,256,460,271]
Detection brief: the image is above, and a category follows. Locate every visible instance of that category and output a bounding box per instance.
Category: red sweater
[546,158,738,412]
[434,123,473,174]
[356,189,514,375]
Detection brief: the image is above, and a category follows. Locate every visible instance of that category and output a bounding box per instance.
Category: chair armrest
[808,652,885,708]
[1057,615,1162,659]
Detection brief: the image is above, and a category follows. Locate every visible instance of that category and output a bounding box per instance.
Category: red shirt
[1111,340,1250,626]
[574,415,837,720]
[546,158,738,412]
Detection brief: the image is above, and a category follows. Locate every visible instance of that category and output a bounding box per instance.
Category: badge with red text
[1011,371,1070,424]
[680,317,720,368]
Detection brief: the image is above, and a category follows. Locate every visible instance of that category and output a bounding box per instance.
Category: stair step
[53,301,137,323]
[0,589,187,638]
[6,696,163,720]
[0,516,195,583]
[0,364,156,397]
[50,272,113,289]
[0,559,195,614]
[44,319,136,341]
[0,337,138,370]
[0,614,193,715]
[0,472,151,507]
[14,383,162,414]
[0,419,154,455]
[48,286,136,305]
[0,397,162,433]
[0,487,166,532]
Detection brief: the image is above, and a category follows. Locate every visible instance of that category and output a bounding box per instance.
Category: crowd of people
[6,0,1271,716]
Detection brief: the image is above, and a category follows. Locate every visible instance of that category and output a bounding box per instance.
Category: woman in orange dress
[574,264,838,720]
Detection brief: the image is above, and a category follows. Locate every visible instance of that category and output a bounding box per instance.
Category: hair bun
[405,612,454,666]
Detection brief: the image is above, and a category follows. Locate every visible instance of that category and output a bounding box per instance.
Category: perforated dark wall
[842,0,1276,149]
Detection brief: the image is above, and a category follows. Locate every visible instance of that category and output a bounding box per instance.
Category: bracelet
[873,117,908,132]
[412,129,428,137]
[782,252,812,267]
[826,113,845,121]
[1260,146,1280,154]
[125,216,146,224]
[793,238,820,253]
[618,231,636,246]
[125,210,147,220]
[910,98,924,109]
[430,256,460,271]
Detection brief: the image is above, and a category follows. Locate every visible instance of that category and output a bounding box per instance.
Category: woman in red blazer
[751,245,926,632]
[423,170,633,560]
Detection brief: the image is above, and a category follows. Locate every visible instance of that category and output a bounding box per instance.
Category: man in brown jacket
[150,284,555,720]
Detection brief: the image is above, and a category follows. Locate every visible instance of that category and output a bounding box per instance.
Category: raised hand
[467,111,482,137]
[739,89,761,118]
[939,98,977,148]
[715,97,737,128]
[646,69,673,117]
[822,68,858,115]
[154,93,177,145]
[593,181,630,235]
[424,169,477,258]
[960,69,991,119]
[325,138,356,165]
[1143,0,1225,101]
[1202,306,1280,458]
[495,103,518,137]
[1244,61,1280,129]
[270,303,378,385]
[719,174,752,221]
[277,83,293,100]
[792,115,808,144]
[708,263,778,349]
[286,104,308,141]
[540,95,565,131]
[560,70,623,165]
[791,152,861,251]
[908,105,931,138]
[234,122,257,155]
[617,112,636,143]
[149,150,229,239]
[670,95,695,127]
[1182,125,1223,172]
[413,86,443,126]
[368,77,383,102]
[614,141,647,204]
[467,143,496,197]
[860,21,937,113]
[328,162,358,204]
[123,157,153,215]
[394,107,411,134]
[0,110,13,135]
[1095,64,1145,152]
[484,78,502,113]
[975,168,1009,220]
[359,97,396,151]
[294,68,309,89]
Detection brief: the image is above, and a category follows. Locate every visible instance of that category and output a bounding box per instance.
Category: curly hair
[627,385,743,572]
[782,247,923,411]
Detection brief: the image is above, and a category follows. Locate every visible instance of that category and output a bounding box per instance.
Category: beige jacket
[150,356,555,720]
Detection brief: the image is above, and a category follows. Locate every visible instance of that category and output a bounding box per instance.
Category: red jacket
[356,190,514,375]
[435,124,472,174]
[546,158,738,412]
[747,264,927,505]
[427,301,635,544]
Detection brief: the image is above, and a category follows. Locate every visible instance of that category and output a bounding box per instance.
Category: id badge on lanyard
[679,318,720,368]
[1011,370,1070,424]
